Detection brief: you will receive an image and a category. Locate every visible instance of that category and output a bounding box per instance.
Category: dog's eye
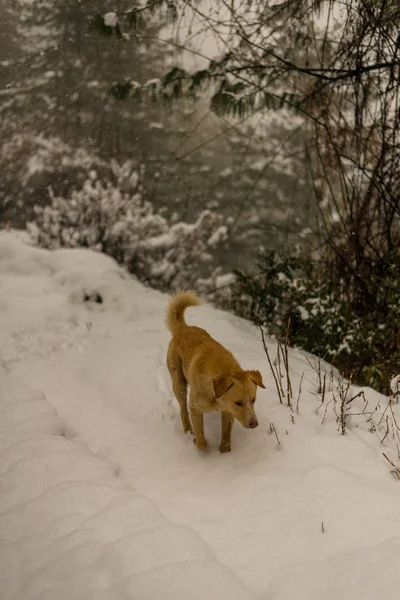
[235,401,244,407]
[251,398,256,404]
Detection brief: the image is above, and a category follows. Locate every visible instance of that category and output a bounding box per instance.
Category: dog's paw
[219,443,231,453]
[194,437,208,451]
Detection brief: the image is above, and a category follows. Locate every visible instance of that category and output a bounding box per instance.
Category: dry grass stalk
[259,326,283,404]
[382,453,400,480]
[296,373,304,414]
[270,421,281,446]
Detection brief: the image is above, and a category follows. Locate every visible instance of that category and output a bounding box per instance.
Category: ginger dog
[166,291,265,452]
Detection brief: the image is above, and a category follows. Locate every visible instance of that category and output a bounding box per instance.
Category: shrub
[0,134,107,227]
[28,165,230,293]
[230,248,400,393]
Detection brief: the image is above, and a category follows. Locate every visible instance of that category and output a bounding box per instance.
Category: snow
[1,230,400,600]
[104,12,118,27]
[214,272,236,288]
[148,122,164,130]
[390,375,400,398]
[208,225,228,246]
[220,167,233,178]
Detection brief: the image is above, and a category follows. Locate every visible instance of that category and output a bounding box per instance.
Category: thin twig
[321,373,326,404]
[347,411,374,416]
[306,355,322,393]
[270,422,281,446]
[284,318,293,407]
[382,453,400,480]
[329,363,335,393]
[380,416,390,444]
[338,376,352,435]
[320,397,335,425]
[345,390,365,405]
[377,401,391,427]
[296,373,304,414]
[317,356,322,394]
[366,399,380,423]
[236,31,395,83]
[259,326,282,404]
[276,344,286,398]
[389,402,400,432]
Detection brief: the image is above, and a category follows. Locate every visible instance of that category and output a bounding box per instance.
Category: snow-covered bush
[29,167,230,293]
[0,133,107,227]
[132,209,231,291]
[197,271,237,309]
[229,248,400,393]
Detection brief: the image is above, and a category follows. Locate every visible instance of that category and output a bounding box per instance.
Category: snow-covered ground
[1,230,400,600]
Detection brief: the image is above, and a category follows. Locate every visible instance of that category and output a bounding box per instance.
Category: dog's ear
[247,370,266,389]
[213,375,234,398]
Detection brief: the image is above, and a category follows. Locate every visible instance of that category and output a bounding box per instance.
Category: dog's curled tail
[165,290,200,335]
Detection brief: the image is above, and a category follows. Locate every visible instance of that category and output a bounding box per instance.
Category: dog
[166,291,265,453]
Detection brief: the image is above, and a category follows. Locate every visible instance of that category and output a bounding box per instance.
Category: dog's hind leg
[167,343,192,433]
[189,388,208,450]
[189,401,207,450]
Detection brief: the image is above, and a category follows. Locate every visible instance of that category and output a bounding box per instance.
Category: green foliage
[125,8,145,30]
[109,80,142,101]
[161,67,190,103]
[113,66,305,116]
[230,248,400,393]
[190,69,211,91]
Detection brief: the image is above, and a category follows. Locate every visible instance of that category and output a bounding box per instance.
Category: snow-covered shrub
[29,167,230,293]
[230,248,400,393]
[133,209,230,291]
[0,133,107,227]
[197,271,237,309]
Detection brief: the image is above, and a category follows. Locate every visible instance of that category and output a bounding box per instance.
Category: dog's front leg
[190,405,207,450]
[220,411,234,453]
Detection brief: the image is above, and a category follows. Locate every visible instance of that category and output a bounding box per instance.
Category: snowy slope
[1,230,400,600]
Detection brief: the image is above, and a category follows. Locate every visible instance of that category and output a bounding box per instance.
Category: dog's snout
[248,418,258,429]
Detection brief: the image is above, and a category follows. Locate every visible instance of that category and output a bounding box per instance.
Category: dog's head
[213,370,265,428]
